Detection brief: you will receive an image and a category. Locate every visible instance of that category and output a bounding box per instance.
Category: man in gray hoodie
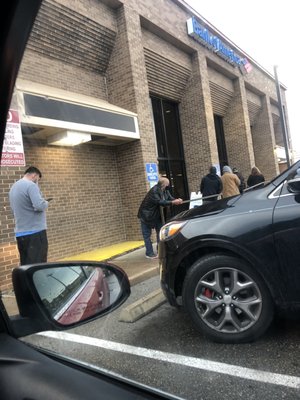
[9,166,50,265]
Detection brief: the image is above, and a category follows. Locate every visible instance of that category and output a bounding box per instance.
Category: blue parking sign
[146,163,158,182]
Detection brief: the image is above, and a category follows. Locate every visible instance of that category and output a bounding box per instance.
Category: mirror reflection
[33,265,121,325]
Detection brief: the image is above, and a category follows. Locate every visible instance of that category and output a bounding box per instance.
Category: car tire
[182,254,274,344]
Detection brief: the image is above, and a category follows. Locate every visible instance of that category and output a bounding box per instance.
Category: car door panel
[0,332,179,400]
[273,192,300,303]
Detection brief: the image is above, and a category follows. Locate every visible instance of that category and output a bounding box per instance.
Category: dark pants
[17,230,48,265]
[140,220,162,257]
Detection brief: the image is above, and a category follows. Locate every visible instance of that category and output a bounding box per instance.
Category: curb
[106,245,145,261]
[119,288,166,323]
[128,266,159,286]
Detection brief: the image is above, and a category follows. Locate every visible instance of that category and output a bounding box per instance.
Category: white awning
[15,80,140,146]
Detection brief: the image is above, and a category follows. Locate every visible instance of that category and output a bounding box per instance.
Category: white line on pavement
[38,331,300,390]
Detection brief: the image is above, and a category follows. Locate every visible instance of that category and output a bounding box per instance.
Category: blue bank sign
[187,17,251,71]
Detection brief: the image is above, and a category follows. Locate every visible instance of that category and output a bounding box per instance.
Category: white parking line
[38,331,300,390]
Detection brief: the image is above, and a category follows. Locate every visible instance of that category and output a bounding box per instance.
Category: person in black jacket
[200,166,223,203]
[137,177,183,259]
[247,166,265,188]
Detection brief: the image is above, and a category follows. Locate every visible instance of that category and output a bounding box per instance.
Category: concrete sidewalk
[110,246,159,285]
[60,241,160,285]
[2,245,161,317]
[61,241,145,262]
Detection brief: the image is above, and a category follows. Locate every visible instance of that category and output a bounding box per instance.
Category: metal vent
[144,48,191,101]
[247,100,261,126]
[209,81,233,116]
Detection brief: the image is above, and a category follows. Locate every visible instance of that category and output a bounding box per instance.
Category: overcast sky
[185,0,299,154]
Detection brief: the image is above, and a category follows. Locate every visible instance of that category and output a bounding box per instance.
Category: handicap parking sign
[146,163,158,182]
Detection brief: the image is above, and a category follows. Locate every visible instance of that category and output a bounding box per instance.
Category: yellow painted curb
[61,241,144,261]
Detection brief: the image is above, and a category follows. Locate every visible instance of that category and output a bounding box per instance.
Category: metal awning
[15,80,140,146]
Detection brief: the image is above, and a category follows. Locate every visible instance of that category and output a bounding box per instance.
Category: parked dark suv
[159,161,300,344]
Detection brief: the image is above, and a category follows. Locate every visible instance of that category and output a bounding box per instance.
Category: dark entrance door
[214,114,228,171]
[151,96,189,219]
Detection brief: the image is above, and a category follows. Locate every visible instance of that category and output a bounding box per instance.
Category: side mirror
[11,261,130,337]
[287,178,300,193]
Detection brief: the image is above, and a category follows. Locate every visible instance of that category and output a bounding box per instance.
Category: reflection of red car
[55,268,110,325]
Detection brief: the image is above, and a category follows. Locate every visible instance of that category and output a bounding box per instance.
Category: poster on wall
[1,109,25,166]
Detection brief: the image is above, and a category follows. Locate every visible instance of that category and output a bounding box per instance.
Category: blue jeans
[140,220,162,256]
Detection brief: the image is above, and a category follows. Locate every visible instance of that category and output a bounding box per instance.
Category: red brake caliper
[204,288,213,298]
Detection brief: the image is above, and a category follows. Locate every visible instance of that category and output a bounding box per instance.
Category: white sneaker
[145,254,158,259]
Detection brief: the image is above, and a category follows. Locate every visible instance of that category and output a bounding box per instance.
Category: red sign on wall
[1,109,25,166]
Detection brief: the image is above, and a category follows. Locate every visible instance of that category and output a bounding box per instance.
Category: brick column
[106,5,157,240]
[180,52,219,193]
[223,77,255,178]
[251,95,279,179]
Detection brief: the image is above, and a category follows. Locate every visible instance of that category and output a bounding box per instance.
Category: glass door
[151,96,189,219]
[214,114,228,171]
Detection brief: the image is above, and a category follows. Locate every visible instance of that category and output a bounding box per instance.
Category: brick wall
[251,96,279,180]
[106,5,158,240]
[24,140,126,258]
[223,77,255,179]
[18,0,117,100]
[0,141,126,290]
[18,51,108,100]
[273,116,283,147]
[180,53,219,193]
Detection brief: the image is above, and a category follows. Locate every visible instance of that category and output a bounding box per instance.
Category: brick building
[0,0,290,289]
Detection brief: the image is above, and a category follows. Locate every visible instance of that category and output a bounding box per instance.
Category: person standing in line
[221,165,240,198]
[247,166,265,188]
[9,166,50,265]
[137,177,183,259]
[200,166,223,203]
[232,167,246,193]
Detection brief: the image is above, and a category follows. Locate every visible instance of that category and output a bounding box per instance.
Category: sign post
[274,65,290,167]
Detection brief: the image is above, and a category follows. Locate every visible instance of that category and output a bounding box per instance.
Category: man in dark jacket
[138,177,183,259]
[200,166,223,203]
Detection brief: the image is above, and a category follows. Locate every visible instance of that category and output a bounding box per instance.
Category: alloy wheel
[194,267,262,333]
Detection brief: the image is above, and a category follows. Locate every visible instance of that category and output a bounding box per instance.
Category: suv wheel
[182,254,274,343]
